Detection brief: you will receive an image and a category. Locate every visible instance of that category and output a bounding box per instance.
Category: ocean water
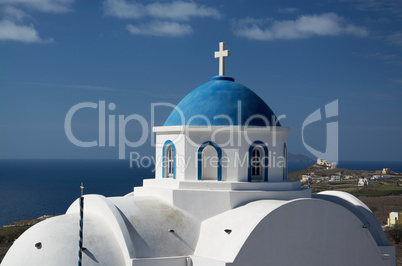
[0,159,153,227]
[337,161,402,172]
[0,159,400,227]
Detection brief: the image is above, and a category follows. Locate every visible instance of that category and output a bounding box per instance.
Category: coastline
[1,162,402,264]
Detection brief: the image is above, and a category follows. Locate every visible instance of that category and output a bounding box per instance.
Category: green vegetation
[0,216,54,263]
[0,226,31,263]
[293,164,402,197]
[305,180,402,197]
[352,184,402,197]
[0,226,30,243]
[386,226,402,244]
[328,181,355,185]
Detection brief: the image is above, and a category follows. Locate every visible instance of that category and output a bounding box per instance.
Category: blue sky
[0,0,401,161]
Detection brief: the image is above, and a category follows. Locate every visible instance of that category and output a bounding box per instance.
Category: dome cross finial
[214,42,230,76]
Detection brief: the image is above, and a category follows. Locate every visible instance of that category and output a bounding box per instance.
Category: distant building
[344,175,354,180]
[375,168,392,175]
[371,175,390,180]
[316,158,331,167]
[301,175,311,182]
[330,175,341,182]
[358,178,370,186]
[387,212,402,227]
[331,162,337,169]
[382,168,391,175]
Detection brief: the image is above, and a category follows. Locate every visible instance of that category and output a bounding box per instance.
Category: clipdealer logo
[64,101,150,159]
[302,100,339,163]
[63,100,284,160]
[64,99,339,164]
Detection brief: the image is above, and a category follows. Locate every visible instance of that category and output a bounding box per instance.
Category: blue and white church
[2,43,395,266]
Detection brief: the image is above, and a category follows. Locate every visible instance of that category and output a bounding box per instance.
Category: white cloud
[386,32,402,47]
[0,19,53,43]
[104,0,220,38]
[276,8,299,14]
[147,1,221,20]
[24,82,119,91]
[103,0,143,19]
[1,6,29,21]
[0,0,74,13]
[233,13,368,41]
[352,51,401,65]
[103,0,221,20]
[231,17,272,27]
[341,0,402,16]
[61,84,117,91]
[0,0,74,43]
[126,21,192,37]
[390,79,402,85]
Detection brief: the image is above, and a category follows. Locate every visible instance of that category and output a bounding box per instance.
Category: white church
[2,43,396,266]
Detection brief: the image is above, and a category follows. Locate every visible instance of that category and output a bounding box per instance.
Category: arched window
[248,141,268,182]
[201,145,218,180]
[197,141,222,181]
[251,146,264,181]
[167,145,174,178]
[283,143,288,180]
[162,140,175,179]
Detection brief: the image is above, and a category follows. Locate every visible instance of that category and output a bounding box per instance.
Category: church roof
[164,76,281,127]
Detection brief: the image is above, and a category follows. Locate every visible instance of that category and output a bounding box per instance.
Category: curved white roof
[1,213,125,266]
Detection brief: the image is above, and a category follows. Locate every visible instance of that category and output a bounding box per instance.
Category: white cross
[214,42,230,76]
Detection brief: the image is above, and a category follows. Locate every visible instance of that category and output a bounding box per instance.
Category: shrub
[387,225,402,244]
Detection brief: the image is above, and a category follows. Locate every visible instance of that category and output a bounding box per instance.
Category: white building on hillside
[388,212,402,227]
[358,178,370,186]
[2,42,395,266]
[317,158,331,167]
[316,158,337,169]
[329,175,341,182]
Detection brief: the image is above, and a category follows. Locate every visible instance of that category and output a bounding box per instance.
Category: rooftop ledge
[153,125,291,133]
[142,178,303,192]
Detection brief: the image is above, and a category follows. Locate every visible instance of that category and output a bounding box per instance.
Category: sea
[0,159,401,227]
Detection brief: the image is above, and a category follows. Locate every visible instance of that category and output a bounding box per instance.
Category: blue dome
[164,76,281,127]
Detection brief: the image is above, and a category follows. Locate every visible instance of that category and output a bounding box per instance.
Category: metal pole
[78,183,84,266]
